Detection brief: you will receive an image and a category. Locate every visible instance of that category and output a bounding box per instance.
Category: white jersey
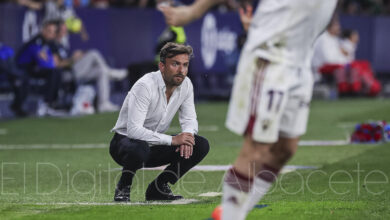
[245,0,338,68]
[226,0,337,142]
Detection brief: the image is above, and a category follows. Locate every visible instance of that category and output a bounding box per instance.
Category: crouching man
[110,42,209,202]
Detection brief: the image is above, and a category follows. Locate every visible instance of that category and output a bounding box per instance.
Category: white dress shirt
[111,70,198,146]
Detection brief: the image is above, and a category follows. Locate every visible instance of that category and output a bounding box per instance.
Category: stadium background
[1,1,390,219]
[1,3,390,102]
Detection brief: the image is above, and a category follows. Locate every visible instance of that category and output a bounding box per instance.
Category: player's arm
[159,0,225,26]
[239,3,253,32]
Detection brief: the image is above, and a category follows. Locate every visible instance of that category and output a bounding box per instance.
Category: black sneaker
[145,181,183,201]
[114,185,130,202]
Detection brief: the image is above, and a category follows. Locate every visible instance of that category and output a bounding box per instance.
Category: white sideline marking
[226,139,351,147]
[0,144,107,150]
[109,165,317,174]
[337,122,357,128]
[198,192,222,197]
[168,125,219,133]
[0,138,353,150]
[298,140,350,146]
[28,199,198,206]
[0,129,7,135]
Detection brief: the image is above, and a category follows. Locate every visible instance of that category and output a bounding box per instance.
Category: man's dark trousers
[110,133,210,187]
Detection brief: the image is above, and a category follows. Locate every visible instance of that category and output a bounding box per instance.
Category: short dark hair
[159,42,194,64]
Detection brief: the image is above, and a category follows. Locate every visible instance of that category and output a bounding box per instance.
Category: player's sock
[244,164,280,213]
[222,167,253,220]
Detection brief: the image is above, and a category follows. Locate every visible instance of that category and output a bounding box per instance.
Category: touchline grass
[0,98,390,219]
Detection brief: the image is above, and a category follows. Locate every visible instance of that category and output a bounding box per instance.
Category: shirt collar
[156,70,166,90]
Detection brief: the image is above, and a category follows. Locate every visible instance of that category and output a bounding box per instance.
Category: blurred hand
[172,132,195,146]
[175,144,193,159]
[239,3,253,32]
[158,5,194,26]
[158,0,223,26]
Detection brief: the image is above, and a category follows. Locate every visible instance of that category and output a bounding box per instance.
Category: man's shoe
[145,181,183,201]
[114,185,130,202]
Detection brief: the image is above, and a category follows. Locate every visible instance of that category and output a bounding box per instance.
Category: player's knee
[251,143,270,162]
[239,147,261,162]
[252,150,263,162]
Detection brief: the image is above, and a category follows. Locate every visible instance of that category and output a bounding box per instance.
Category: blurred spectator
[51,21,128,112]
[44,0,89,47]
[90,0,109,8]
[313,19,381,96]
[340,29,359,62]
[341,29,381,96]
[341,0,390,15]
[15,20,63,116]
[312,19,348,76]
[0,43,28,117]
[215,0,239,12]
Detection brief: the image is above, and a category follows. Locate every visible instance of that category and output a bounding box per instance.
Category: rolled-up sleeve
[179,81,198,135]
[127,83,173,145]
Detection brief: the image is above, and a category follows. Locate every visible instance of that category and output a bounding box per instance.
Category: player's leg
[220,59,293,219]
[220,136,298,219]
[244,66,313,213]
[243,136,299,213]
[221,134,272,220]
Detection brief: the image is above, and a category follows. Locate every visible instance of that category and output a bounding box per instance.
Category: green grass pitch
[0,98,389,219]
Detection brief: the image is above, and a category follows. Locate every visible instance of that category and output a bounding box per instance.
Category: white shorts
[226,58,313,143]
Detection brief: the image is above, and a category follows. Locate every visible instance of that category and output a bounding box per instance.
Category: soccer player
[110,42,210,202]
[160,0,338,219]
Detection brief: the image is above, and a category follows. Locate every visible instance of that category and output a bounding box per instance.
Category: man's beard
[168,74,185,87]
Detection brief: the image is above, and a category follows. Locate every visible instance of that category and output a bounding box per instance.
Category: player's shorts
[226,58,313,143]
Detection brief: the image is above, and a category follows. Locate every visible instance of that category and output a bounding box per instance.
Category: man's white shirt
[111,71,198,146]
